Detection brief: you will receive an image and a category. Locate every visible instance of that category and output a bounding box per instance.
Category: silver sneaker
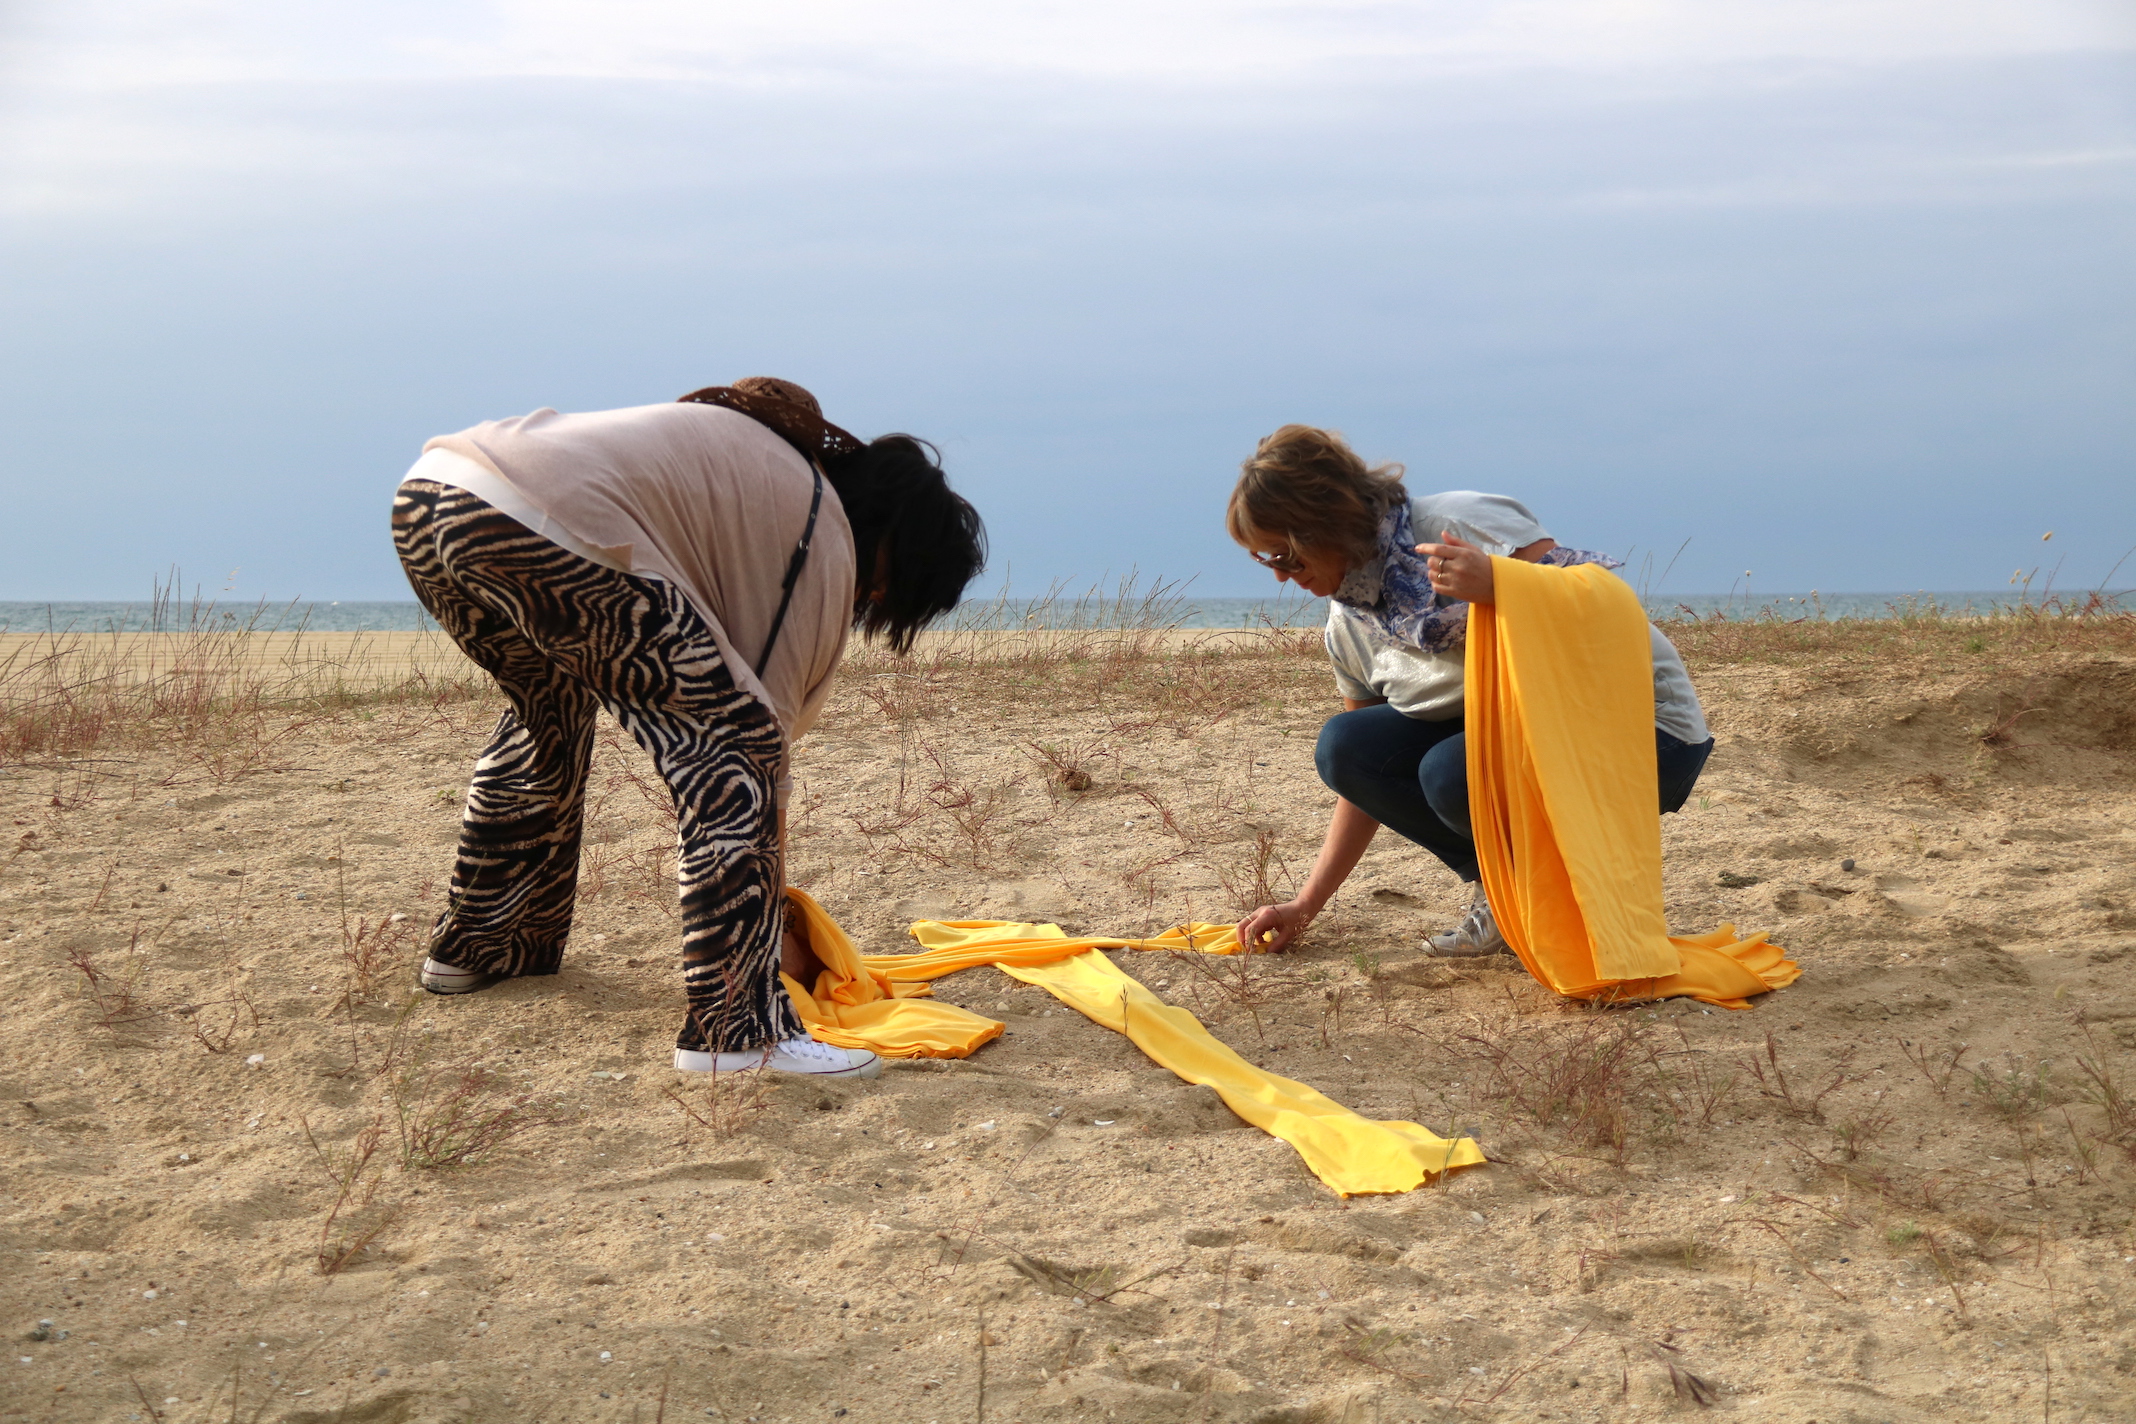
[1427,888,1510,958]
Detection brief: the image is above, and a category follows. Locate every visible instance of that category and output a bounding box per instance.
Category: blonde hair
[1225,425,1406,567]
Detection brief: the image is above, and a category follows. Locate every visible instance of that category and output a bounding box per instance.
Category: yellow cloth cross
[781,889,1485,1197]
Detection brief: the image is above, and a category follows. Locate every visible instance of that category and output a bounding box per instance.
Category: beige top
[414,402,855,794]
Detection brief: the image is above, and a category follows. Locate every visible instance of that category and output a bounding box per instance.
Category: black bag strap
[755,464,825,677]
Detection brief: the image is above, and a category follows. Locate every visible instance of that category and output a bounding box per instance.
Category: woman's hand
[1236,797,1381,954]
[780,916,825,985]
[1415,532,1495,604]
[1235,899,1315,954]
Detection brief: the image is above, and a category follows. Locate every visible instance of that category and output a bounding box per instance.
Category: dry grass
[337,906,419,1008]
[179,992,261,1055]
[1658,593,2135,670]
[1216,828,1292,922]
[1740,1030,1867,1121]
[0,585,489,770]
[662,1073,775,1141]
[2072,1019,2136,1164]
[1453,1013,1742,1161]
[64,936,151,1028]
[389,1060,541,1171]
[1899,1036,1972,1097]
[1828,1107,1898,1162]
[1159,949,1320,1045]
[8,583,2124,778]
[299,1114,396,1276]
[836,738,1033,872]
[841,574,1330,729]
[1458,1015,1650,1159]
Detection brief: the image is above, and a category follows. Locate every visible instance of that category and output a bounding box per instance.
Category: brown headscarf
[678,378,865,469]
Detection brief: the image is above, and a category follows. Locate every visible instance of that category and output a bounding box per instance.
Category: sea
[0,589,2122,635]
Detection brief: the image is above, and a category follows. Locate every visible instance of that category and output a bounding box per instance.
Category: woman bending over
[1228,425,1711,958]
[393,378,985,1078]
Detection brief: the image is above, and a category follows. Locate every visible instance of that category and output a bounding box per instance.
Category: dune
[1,612,2131,1421]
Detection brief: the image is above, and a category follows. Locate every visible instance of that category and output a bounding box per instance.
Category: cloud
[4,3,2129,223]
[8,0,2132,90]
[6,40,2130,227]
[0,3,2128,600]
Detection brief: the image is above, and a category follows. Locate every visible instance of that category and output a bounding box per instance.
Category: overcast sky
[1,1,2131,602]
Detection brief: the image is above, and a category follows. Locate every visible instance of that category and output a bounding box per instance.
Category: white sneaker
[419,957,503,994]
[673,1036,883,1079]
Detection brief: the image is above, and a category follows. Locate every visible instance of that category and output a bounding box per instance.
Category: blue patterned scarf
[1332,499,1623,654]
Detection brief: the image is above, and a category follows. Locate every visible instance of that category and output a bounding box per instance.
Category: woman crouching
[392,378,984,1078]
[1227,424,1712,958]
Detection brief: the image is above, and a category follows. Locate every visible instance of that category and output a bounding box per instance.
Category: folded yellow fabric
[779,890,1005,1059]
[1466,558,1800,1009]
[780,890,1485,1196]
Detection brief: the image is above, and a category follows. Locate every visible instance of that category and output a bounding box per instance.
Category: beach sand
[2,625,2132,1422]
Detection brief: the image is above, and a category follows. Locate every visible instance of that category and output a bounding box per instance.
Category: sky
[1,1,2131,603]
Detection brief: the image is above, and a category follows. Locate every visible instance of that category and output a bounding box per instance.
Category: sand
[3,629,2133,1423]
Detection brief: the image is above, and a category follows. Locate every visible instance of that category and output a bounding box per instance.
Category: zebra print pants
[391,478,802,1053]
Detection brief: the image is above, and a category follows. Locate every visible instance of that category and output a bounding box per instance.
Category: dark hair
[826,435,986,654]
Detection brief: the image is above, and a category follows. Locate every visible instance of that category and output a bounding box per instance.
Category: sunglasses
[1249,544,1306,574]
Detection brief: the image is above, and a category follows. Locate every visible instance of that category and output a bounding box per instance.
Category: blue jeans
[1314,703,1715,884]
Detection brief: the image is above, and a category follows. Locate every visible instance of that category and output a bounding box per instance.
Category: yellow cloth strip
[781,890,1485,1196]
[1467,559,1800,1009]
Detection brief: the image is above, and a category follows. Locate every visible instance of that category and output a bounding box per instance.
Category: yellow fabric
[780,890,1486,1196]
[1466,558,1800,1009]
[779,891,1005,1059]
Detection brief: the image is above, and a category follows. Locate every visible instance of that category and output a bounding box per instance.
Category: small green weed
[1968,1051,2059,1120]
